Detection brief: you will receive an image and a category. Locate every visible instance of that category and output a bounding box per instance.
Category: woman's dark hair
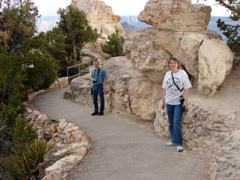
[168,56,180,66]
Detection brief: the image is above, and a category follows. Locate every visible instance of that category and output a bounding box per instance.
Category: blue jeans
[92,85,104,113]
[166,103,184,146]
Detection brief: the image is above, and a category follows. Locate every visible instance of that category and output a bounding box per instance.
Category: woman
[161,56,192,152]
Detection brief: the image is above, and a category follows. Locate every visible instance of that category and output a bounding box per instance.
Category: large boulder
[138,0,211,32]
[64,57,161,120]
[198,39,233,95]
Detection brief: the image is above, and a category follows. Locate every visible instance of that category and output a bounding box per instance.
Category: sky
[32,0,231,17]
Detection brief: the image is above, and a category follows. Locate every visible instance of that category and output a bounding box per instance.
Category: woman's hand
[161,102,165,110]
[183,99,188,111]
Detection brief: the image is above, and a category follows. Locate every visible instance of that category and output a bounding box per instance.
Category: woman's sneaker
[177,146,183,152]
[165,141,174,146]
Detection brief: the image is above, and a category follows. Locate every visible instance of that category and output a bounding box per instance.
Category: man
[91,61,107,116]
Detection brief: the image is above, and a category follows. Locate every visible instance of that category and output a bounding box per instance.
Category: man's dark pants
[92,85,104,113]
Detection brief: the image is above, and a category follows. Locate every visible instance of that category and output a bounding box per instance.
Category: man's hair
[93,60,99,64]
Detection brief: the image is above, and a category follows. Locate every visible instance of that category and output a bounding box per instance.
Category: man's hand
[103,87,107,93]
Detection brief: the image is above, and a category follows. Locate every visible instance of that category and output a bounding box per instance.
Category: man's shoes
[99,112,104,116]
[177,146,183,152]
[165,141,174,146]
[91,112,99,116]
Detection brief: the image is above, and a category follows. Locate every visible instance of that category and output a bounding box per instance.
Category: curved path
[32,88,209,180]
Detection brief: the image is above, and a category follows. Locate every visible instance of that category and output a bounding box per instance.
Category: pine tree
[0,0,39,50]
[20,33,57,91]
[45,27,70,77]
[57,5,99,60]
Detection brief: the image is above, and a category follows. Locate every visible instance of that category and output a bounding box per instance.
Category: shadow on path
[32,88,209,180]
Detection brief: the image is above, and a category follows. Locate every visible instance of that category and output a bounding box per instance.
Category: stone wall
[23,77,90,180]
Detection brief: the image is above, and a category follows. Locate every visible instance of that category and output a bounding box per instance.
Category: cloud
[103,0,147,15]
[33,0,71,17]
[32,0,230,17]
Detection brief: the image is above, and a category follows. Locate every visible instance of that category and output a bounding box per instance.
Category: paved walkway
[32,88,209,180]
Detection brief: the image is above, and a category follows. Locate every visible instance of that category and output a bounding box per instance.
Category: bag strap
[93,68,101,83]
[95,68,100,76]
[171,72,184,92]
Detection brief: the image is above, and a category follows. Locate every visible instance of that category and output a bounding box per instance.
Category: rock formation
[71,0,124,39]
[124,0,233,95]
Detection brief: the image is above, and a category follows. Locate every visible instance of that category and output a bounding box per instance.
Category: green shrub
[0,46,27,104]
[0,139,53,180]
[0,99,24,127]
[102,30,125,57]
[10,116,37,144]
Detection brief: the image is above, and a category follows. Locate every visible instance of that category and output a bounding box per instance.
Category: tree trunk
[72,39,77,60]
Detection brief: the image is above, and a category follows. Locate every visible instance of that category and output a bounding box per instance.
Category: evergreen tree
[45,27,70,77]
[102,30,125,57]
[20,33,57,91]
[57,5,99,60]
[0,0,39,50]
